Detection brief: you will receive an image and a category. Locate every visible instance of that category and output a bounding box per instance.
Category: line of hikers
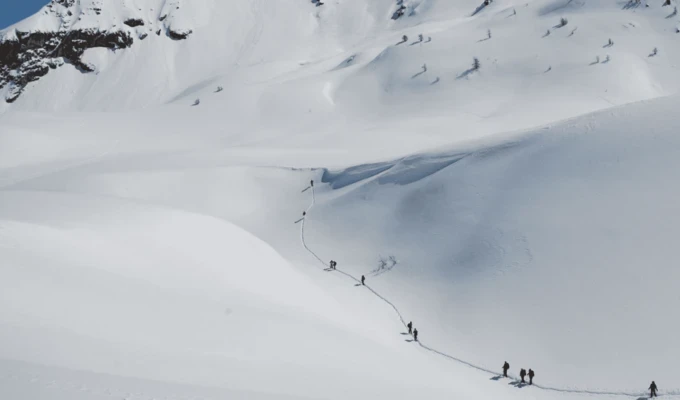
[407,321,418,341]
[502,362,659,397]
[328,260,366,287]
[503,362,535,385]
[302,180,659,399]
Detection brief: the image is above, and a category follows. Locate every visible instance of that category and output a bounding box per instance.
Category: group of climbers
[503,362,534,385]
[519,368,535,385]
[299,180,659,399]
[407,321,418,341]
[503,362,657,396]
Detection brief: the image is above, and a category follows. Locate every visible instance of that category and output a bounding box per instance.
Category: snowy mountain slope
[3,0,680,400]
[303,95,680,392]
[0,188,489,400]
[2,0,680,140]
[3,94,680,399]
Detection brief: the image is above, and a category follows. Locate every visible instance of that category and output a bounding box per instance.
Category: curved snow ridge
[298,184,680,399]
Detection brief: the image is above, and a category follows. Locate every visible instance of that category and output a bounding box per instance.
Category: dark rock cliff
[0,0,194,103]
[0,29,133,102]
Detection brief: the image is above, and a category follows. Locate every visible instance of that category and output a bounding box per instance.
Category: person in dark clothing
[519,369,526,383]
[528,369,534,385]
[502,361,510,378]
[361,275,365,285]
[649,381,658,398]
[407,321,413,334]
[310,180,314,187]
[332,261,336,269]
[303,211,306,217]
[413,328,418,341]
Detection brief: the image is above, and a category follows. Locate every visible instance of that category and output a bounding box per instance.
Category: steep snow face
[303,95,680,392]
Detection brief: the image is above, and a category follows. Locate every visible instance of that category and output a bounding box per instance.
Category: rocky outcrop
[52,0,76,7]
[0,0,196,103]
[167,28,193,40]
[0,29,133,102]
[392,0,420,20]
[124,18,145,27]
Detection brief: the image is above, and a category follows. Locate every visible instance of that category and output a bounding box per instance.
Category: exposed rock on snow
[0,29,133,102]
[392,0,421,20]
[0,0,195,102]
[123,18,145,27]
[167,28,193,40]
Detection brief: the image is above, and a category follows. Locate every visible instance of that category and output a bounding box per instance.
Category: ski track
[298,185,680,399]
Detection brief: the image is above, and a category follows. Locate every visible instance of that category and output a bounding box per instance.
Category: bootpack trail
[297,184,680,399]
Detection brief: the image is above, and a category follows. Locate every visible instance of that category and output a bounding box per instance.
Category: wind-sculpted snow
[301,158,680,398]
[320,153,467,190]
[298,96,680,394]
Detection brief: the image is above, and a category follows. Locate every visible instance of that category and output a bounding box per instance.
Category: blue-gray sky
[1,0,46,30]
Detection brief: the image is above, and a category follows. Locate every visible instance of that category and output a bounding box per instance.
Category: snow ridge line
[298,185,679,398]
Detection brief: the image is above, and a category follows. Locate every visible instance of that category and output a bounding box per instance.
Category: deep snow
[2,0,680,399]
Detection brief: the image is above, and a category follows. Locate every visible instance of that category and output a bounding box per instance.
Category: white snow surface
[2,0,680,399]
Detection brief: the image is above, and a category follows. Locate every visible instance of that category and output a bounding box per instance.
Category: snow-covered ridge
[0,0,194,102]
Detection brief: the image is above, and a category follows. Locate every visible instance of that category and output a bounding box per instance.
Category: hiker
[303,211,306,217]
[310,180,314,187]
[519,369,526,383]
[413,328,418,341]
[331,260,337,270]
[418,33,423,42]
[407,321,413,334]
[528,369,534,385]
[502,361,510,378]
[649,381,658,398]
[361,275,365,285]
[402,35,408,42]
[329,260,334,269]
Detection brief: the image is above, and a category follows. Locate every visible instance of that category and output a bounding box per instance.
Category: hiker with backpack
[649,381,658,398]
